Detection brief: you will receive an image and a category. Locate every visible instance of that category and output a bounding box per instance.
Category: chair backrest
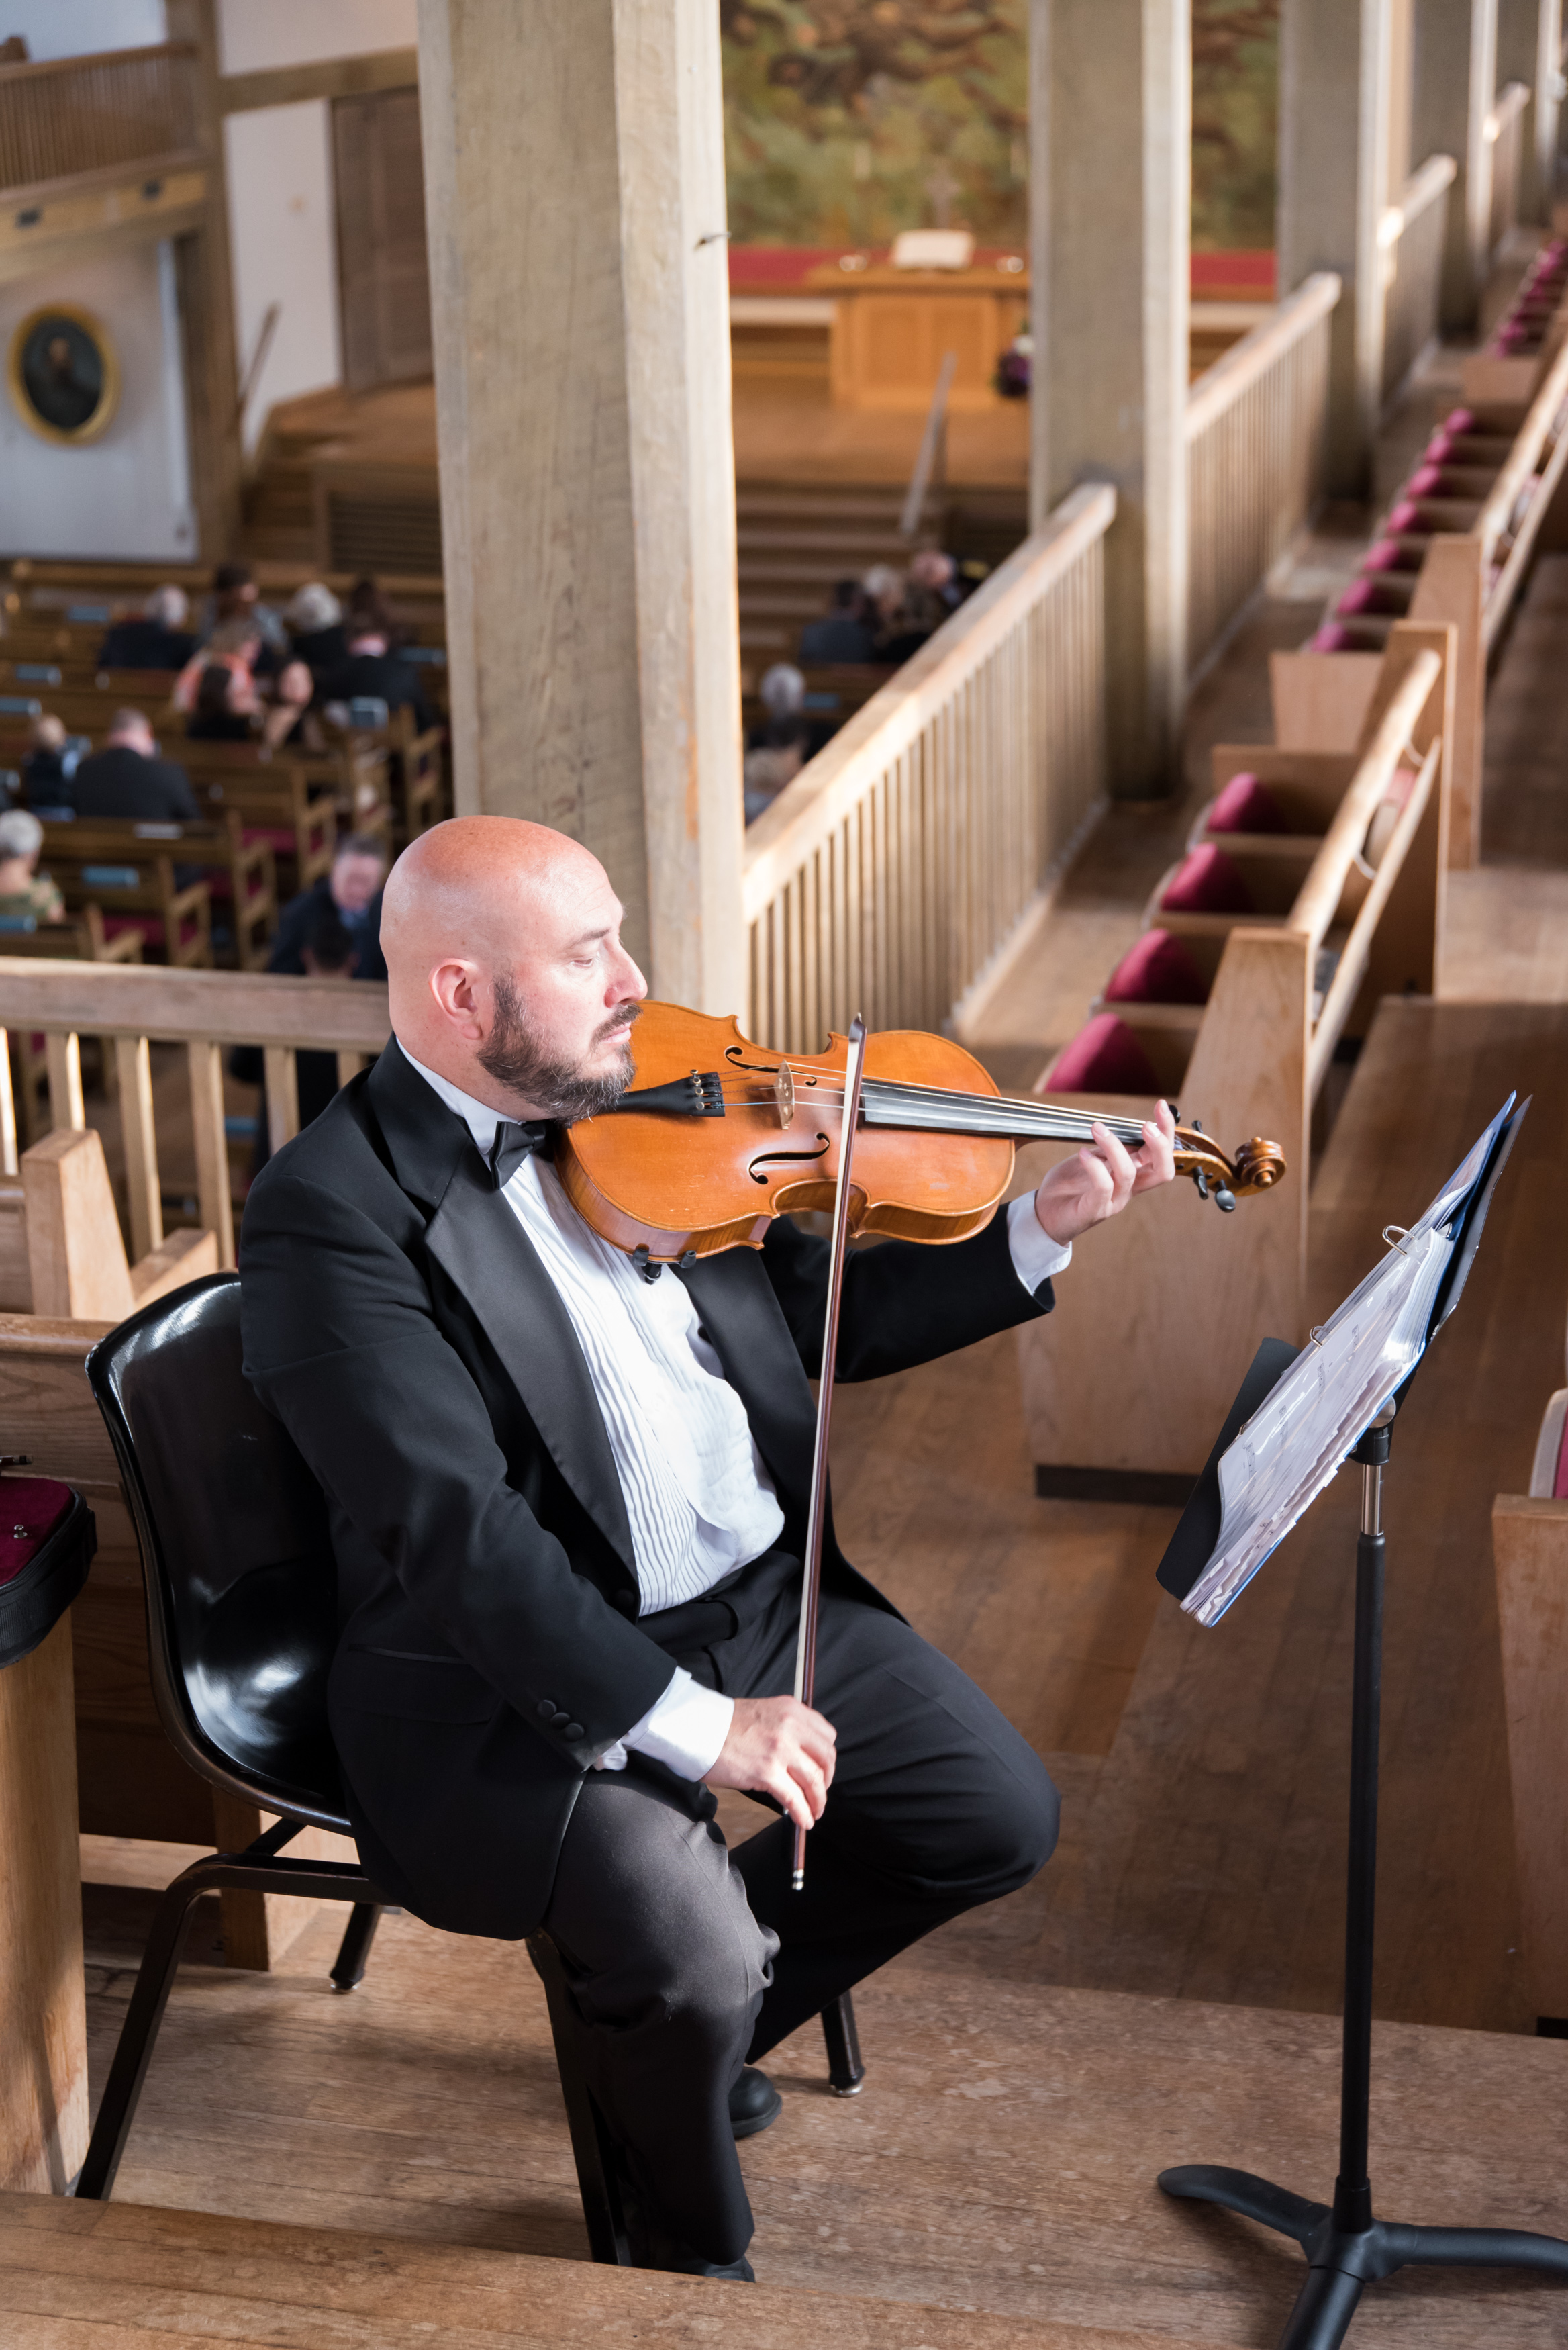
[87,1272,349,1828]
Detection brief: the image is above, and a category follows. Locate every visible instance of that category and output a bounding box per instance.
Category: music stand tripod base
[1158,1412,1568,2349]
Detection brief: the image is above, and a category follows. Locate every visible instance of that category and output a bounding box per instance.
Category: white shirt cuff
[1006,1190,1072,1295]
[594,1666,735,1781]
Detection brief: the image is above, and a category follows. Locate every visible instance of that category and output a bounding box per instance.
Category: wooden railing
[742,483,1114,1052]
[1473,328,1568,645]
[1381,154,1458,401]
[0,42,199,195]
[1184,272,1340,676]
[1487,81,1532,258]
[0,963,390,1270]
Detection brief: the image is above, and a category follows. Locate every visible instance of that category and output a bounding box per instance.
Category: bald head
[382,816,646,1121]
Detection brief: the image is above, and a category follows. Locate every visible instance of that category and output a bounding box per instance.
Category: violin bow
[791,1011,869,1891]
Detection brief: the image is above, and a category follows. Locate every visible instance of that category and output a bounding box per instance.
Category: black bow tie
[485,1119,552,1189]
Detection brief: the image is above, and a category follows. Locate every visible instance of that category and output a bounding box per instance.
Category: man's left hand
[1032,1100,1177,1246]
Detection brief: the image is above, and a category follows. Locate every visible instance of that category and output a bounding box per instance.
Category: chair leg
[76,1869,209,2201]
[329,1902,383,1993]
[527,1932,632,2266]
[821,1991,865,2096]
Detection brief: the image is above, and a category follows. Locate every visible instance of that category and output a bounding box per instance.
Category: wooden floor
[265,373,1032,491]
[68,1904,1568,2345]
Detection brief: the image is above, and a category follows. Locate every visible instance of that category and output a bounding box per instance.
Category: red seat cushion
[1044,1013,1160,1094]
[1443,407,1477,434]
[101,914,163,946]
[1406,463,1445,497]
[1208,771,1288,833]
[1103,927,1210,1006]
[1555,1412,1568,1500]
[1160,845,1255,914]
[0,1478,72,1589]
[1386,500,1430,534]
[1311,622,1353,651]
[243,827,299,857]
[1336,579,1379,616]
[1361,537,1422,574]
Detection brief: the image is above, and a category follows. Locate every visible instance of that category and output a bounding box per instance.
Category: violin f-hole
[748,1135,830,1186]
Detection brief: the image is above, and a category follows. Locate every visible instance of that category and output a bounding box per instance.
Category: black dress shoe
[728,2065,782,2140]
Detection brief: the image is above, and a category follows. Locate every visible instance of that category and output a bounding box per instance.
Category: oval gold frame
[7,303,121,446]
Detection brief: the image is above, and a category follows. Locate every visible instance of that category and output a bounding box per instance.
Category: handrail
[1185,271,1340,441]
[1287,650,1440,949]
[899,350,957,538]
[0,40,197,84]
[1308,738,1439,1097]
[744,483,1115,911]
[1486,79,1532,140]
[1380,152,1458,246]
[0,961,389,1054]
[237,300,283,431]
[1475,332,1568,558]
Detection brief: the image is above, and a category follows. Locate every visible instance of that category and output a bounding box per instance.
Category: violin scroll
[1171,1121,1287,1211]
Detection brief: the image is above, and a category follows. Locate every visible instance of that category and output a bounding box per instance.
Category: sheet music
[1182,1099,1517,1627]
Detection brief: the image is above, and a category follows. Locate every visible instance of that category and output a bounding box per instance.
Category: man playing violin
[240,815,1176,2280]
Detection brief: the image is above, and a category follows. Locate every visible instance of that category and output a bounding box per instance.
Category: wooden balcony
[0,43,207,285]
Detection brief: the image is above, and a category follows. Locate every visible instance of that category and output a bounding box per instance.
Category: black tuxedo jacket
[239,1042,1052,1937]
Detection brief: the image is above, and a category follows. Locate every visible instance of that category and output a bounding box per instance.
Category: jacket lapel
[676,1248,816,1521]
[366,1047,636,1574]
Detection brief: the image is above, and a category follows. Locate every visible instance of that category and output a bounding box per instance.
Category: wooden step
[0,2192,1232,2350]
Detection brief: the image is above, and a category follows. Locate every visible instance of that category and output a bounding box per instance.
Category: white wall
[217,0,417,75]
[1,1,164,59]
[226,100,341,446]
[218,0,420,444]
[0,242,195,559]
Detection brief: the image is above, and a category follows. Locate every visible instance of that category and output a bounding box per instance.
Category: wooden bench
[1018,622,1453,1486]
[34,832,212,971]
[38,815,275,972]
[1493,1489,1568,2028]
[0,910,144,1147]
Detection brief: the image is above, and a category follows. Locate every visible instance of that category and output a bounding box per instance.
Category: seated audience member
[198,561,285,669]
[324,617,436,735]
[71,710,199,821]
[232,901,362,1174]
[347,576,405,647]
[904,548,963,629]
[743,742,803,824]
[267,831,389,984]
[799,578,880,666]
[863,561,930,665]
[187,661,257,743]
[0,809,64,925]
[20,714,75,810]
[98,585,197,673]
[173,616,265,716]
[284,582,348,681]
[748,663,824,762]
[262,661,322,751]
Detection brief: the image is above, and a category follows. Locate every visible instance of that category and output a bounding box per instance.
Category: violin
[556,1002,1287,1268]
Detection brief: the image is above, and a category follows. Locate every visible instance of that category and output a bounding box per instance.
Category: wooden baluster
[115,1035,164,1264]
[263,1047,301,1158]
[187,1039,236,1271]
[44,1034,84,1133]
[0,1031,15,1178]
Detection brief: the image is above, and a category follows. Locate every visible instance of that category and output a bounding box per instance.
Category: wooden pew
[0,911,144,1148]
[1017,623,1452,1487]
[38,815,275,972]
[1493,1491,1568,2027]
[33,831,212,970]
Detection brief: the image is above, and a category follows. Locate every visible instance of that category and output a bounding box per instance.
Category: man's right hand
[706,1695,837,1833]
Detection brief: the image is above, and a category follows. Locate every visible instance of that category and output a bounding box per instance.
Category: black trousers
[540,1550,1060,2265]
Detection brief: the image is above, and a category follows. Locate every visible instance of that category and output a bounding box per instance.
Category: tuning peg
[1193,1169,1209,1201]
[1214,1184,1236,1213]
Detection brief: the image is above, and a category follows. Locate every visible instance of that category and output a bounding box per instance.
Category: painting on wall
[721,0,1279,256]
[7,304,119,444]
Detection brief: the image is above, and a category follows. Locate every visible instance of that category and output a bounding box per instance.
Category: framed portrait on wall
[7,305,120,444]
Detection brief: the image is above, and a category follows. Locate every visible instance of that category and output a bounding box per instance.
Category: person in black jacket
[69,711,197,820]
[265,833,388,984]
[283,581,348,683]
[239,816,1175,2282]
[322,618,435,735]
[97,585,197,673]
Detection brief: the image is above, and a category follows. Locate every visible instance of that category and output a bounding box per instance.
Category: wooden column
[0,1617,87,2192]
[1278,0,1393,499]
[1030,0,1189,798]
[1414,0,1500,328]
[415,0,745,1010]
[1497,0,1563,219]
[164,0,243,561]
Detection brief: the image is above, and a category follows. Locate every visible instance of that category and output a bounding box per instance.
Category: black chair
[79,1274,864,2256]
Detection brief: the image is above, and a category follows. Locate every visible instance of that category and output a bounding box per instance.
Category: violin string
[696,1072,1163,1149]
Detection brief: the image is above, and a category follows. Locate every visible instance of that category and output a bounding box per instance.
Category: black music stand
[1153,1100,1568,2349]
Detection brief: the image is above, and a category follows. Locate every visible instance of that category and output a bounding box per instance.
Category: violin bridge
[774,1061,795,1131]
